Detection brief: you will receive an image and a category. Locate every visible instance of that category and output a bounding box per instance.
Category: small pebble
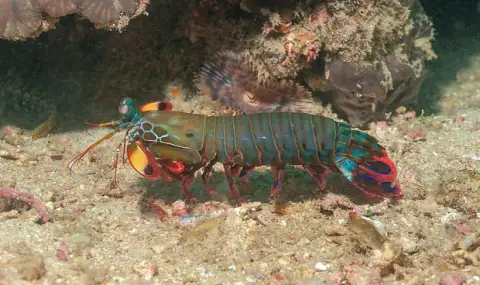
[4,134,24,146]
[228,265,236,271]
[343,265,382,285]
[69,234,91,245]
[17,256,46,281]
[399,236,419,254]
[172,200,188,217]
[0,150,19,160]
[197,266,213,278]
[133,260,157,280]
[151,244,167,254]
[0,126,21,139]
[315,262,329,271]
[324,225,347,236]
[298,237,311,246]
[441,272,465,285]
[50,154,64,160]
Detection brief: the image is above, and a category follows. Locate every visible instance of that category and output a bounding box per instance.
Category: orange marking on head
[170,88,181,97]
[140,101,173,112]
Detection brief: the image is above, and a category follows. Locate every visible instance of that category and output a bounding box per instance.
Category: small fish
[32,112,56,140]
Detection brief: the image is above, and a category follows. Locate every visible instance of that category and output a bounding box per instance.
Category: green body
[70,98,401,202]
[137,111,364,169]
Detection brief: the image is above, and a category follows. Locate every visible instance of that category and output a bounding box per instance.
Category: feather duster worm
[0,0,43,39]
[196,51,312,113]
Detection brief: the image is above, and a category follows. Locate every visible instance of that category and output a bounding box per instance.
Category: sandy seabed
[0,55,479,285]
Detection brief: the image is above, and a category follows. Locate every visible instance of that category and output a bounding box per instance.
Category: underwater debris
[348,210,387,250]
[196,51,312,113]
[178,216,225,244]
[0,187,50,223]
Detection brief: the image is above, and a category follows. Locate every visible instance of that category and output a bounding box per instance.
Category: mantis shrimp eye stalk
[119,103,130,115]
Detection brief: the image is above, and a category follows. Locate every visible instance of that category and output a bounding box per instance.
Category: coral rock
[0,0,43,40]
[325,55,421,126]
[0,0,148,40]
[326,56,386,126]
[37,0,81,17]
[80,0,139,25]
